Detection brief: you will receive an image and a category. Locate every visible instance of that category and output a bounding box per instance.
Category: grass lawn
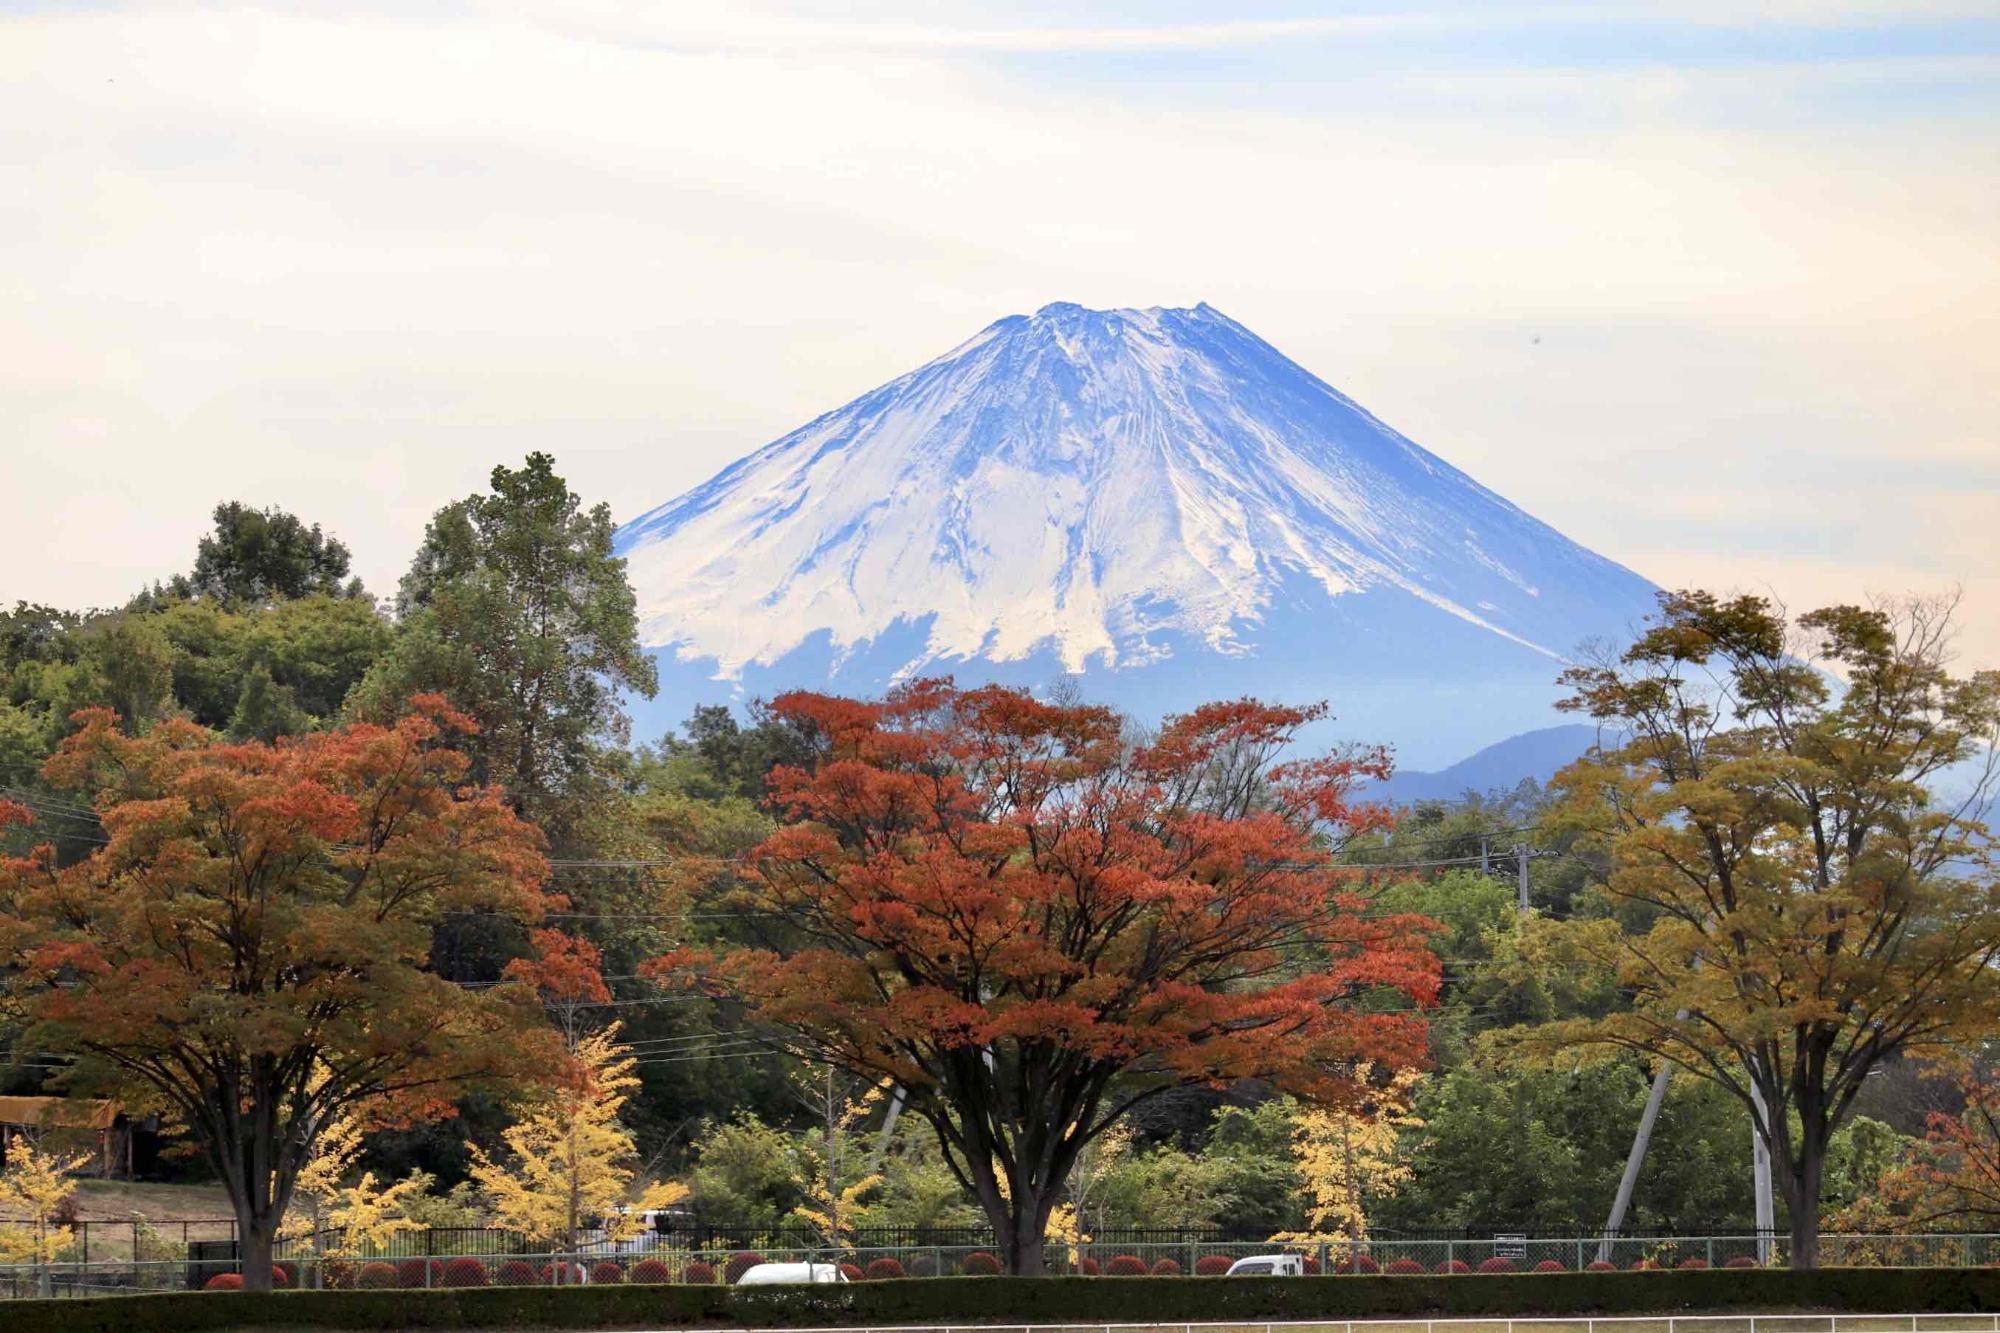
[66,1179,235,1262]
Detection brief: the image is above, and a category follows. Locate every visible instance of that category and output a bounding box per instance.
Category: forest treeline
[0,453,1995,1286]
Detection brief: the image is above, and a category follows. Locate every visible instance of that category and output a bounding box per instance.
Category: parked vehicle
[1225,1254,1304,1276]
[736,1261,849,1285]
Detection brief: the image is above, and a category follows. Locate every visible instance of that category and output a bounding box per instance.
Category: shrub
[1105,1255,1147,1277]
[1385,1258,1426,1275]
[493,1259,540,1287]
[961,1251,1002,1276]
[1150,1258,1182,1276]
[1586,1260,1618,1272]
[321,1258,355,1290]
[1534,1260,1566,1273]
[591,1261,627,1284]
[273,1262,297,1288]
[1302,1254,1321,1275]
[541,1262,587,1286]
[629,1258,674,1285]
[1195,1254,1232,1276]
[1336,1255,1380,1274]
[1478,1257,1516,1273]
[1436,1259,1470,1274]
[681,1260,718,1285]
[1725,1256,1759,1269]
[1073,1257,1100,1276]
[397,1258,444,1289]
[356,1262,399,1290]
[840,1262,864,1282]
[1631,1258,1660,1271]
[865,1257,906,1281]
[442,1257,491,1288]
[909,1255,939,1278]
[1679,1257,1710,1270]
[724,1251,767,1285]
[203,1273,243,1291]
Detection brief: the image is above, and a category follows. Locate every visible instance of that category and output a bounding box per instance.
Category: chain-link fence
[2,1231,1998,1297]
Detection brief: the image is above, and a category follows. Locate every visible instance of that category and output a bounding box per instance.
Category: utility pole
[1598,1061,1670,1263]
[1515,845,1531,915]
[1480,837,1491,876]
[1750,1078,1776,1264]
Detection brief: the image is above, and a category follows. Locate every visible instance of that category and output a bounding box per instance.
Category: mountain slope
[615,302,1657,765]
[1369,724,1605,805]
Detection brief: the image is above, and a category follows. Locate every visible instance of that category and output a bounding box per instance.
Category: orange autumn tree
[651,682,1439,1274]
[0,698,563,1291]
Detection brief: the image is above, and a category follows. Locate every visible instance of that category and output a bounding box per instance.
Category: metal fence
[1,1231,1998,1298]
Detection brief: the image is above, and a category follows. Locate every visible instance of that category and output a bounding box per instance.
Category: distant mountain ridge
[615,303,1658,765]
[1369,724,1605,805]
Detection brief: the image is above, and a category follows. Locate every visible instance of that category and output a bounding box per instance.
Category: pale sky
[5,2,1997,666]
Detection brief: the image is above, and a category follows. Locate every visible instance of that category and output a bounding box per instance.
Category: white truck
[736,1261,849,1285]
[1224,1254,1305,1276]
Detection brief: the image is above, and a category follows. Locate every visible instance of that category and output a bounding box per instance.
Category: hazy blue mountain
[1369,723,1606,805]
[615,303,1658,765]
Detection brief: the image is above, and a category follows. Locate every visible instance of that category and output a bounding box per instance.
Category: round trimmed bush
[909,1255,939,1278]
[1385,1258,1426,1275]
[1436,1258,1470,1274]
[592,1261,627,1284]
[204,1273,244,1291]
[357,1262,399,1290]
[1302,1254,1321,1275]
[1630,1258,1660,1271]
[442,1257,491,1288]
[1336,1254,1380,1274]
[1678,1257,1710,1270]
[1194,1254,1232,1276]
[1104,1254,1147,1276]
[1534,1259,1566,1272]
[397,1258,444,1289]
[494,1259,540,1287]
[1073,1256,1100,1276]
[273,1262,296,1288]
[1150,1257,1182,1275]
[839,1262,863,1281]
[865,1257,906,1281]
[681,1260,718,1284]
[1724,1256,1759,1269]
[1478,1256,1516,1273]
[541,1261,587,1286]
[1586,1260,1618,1272]
[724,1251,767,1284]
[961,1250,1002,1276]
[321,1258,355,1290]
[630,1258,673,1284]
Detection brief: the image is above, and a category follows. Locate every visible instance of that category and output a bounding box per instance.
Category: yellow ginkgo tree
[1273,1067,1424,1260]
[469,1025,687,1263]
[282,1085,424,1282]
[0,1134,91,1296]
[790,1070,884,1249]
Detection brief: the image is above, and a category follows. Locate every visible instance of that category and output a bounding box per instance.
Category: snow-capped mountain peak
[615,303,1655,763]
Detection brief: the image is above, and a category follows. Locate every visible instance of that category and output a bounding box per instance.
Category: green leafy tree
[685,1114,807,1229]
[172,501,363,603]
[351,453,656,843]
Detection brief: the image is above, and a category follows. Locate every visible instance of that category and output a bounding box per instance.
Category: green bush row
[20,1266,2000,1333]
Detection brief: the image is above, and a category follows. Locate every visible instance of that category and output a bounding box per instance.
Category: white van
[1225,1254,1305,1277]
[736,1261,849,1285]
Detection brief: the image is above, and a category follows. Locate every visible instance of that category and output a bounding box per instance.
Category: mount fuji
[615,302,1657,769]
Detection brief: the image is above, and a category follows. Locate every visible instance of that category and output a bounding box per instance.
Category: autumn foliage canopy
[651,681,1439,1272]
[0,696,563,1289]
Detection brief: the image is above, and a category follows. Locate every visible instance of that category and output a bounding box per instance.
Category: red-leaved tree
[0,698,563,1290]
[649,681,1439,1273]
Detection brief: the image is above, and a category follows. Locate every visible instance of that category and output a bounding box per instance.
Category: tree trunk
[1786,1136,1825,1270]
[1003,1197,1046,1277]
[238,1208,278,1292]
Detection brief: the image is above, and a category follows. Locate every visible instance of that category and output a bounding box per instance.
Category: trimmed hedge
[13,1268,2000,1333]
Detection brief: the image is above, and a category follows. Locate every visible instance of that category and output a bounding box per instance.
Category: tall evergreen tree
[351,453,657,842]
